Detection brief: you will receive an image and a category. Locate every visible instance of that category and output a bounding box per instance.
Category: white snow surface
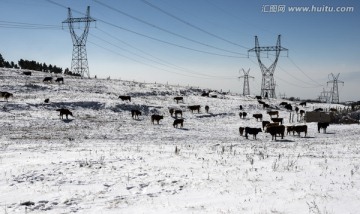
[1,68,360,214]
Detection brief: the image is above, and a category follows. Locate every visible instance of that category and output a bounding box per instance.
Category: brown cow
[294,125,307,137]
[253,114,263,121]
[173,119,184,128]
[286,125,296,135]
[151,114,164,124]
[56,108,73,120]
[266,125,285,140]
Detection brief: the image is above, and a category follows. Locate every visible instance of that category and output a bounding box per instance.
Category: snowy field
[1,68,360,214]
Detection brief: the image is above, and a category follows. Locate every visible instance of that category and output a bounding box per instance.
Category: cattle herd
[2,72,335,138]
[239,98,331,141]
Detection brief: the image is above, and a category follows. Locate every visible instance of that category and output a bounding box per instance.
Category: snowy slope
[1,68,360,214]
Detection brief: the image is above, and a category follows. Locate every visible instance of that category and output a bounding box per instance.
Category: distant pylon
[327,73,344,103]
[238,68,254,96]
[248,35,288,98]
[63,6,95,78]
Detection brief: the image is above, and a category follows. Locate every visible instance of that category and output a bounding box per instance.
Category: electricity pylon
[63,6,95,78]
[248,35,288,98]
[327,73,344,103]
[238,68,254,96]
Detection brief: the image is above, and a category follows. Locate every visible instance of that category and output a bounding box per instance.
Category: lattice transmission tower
[248,35,288,98]
[327,73,344,103]
[63,6,95,78]
[238,68,254,96]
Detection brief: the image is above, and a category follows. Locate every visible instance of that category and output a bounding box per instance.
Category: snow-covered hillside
[1,68,360,214]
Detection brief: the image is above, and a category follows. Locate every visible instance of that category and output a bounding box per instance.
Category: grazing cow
[23,71,32,76]
[174,96,184,104]
[258,100,265,105]
[244,127,262,139]
[239,112,243,118]
[299,102,307,107]
[263,103,270,109]
[151,114,164,124]
[239,105,243,110]
[43,77,53,83]
[55,77,64,84]
[119,95,131,102]
[314,108,323,112]
[253,113,263,121]
[44,98,50,103]
[201,92,210,97]
[169,108,174,117]
[0,92,13,102]
[239,127,245,136]
[255,96,262,100]
[210,95,217,98]
[56,108,73,120]
[266,125,285,140]
[131,110,141,119]
[286,125,296,135]
[318,122,329,133]
[174,110,183,118]
[188,105,201,113]
[267,110,279,118]
[294,125,307,137]
[173,119,184,128]
[205,105,209,113]
[280,102,288,106]
[271,118,283,125]
[284,104,293,111]
[262,121,270,130]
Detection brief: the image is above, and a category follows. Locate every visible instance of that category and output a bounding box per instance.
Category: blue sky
[1,0,359,101]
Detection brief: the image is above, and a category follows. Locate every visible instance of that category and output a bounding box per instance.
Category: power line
[140,0,249,50]
[44,0,247,59]
[93,0,247,56]
[94,28,237,79]
[0,20,62,29]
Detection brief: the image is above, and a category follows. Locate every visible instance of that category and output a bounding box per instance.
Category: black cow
[314,108,324,112]
[43,77,53,83]
[55,77,64,84]
[239,127,245,136]
[262,121,270,130]
[266,125,285,140]
[205,105,209,113]
[131,110,141,119]
[255,96,262,100]
[253,114,263,121]
[151,114,164,124]
[294,125,307,137]
[173,119,184,128]
[271,118,284,125]
[188,105,200,113]
[280,102,288,106]
[201,92,210,97]
[56,108,73,120]
[174,110,183,118]
[244,127,262,139]
[318,122,329,133]
[44,98,50,103]
[23,71,32,76]
[174,96,184,104]
[239,105,243,110]
[119,96,131,102]
[299,102,307,107]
